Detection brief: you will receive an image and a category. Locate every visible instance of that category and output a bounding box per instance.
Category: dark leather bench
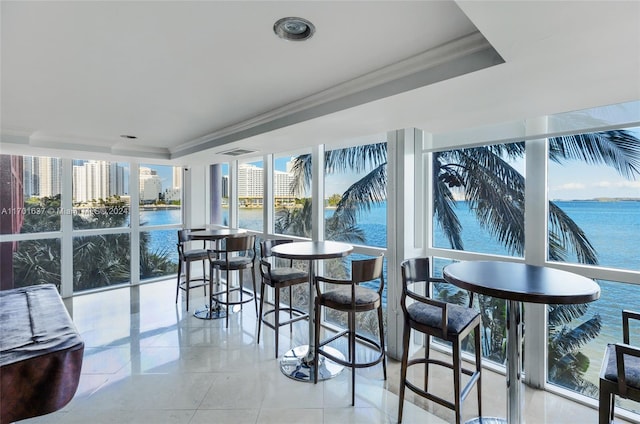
[1,284,84,424]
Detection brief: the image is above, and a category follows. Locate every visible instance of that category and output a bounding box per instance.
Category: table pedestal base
[280,345,345,382]
[466,418,507,424]
[193,302,241,320]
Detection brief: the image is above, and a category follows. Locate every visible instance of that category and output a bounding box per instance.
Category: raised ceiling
[2,1,639,165]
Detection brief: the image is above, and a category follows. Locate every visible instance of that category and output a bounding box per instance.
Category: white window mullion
[60,158,73,298]
[130,163,140,285]
[229,161,238,228]
[523,116,550,388]
[311,144,324,241]
[386,128,421,360]
[263,154,274,235]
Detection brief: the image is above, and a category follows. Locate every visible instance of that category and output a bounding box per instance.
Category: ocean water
[145,201,639,384]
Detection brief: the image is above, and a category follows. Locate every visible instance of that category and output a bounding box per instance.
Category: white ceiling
[2,1,639,165]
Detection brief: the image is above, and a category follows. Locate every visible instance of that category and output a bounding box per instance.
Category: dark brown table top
[189,228,246,240]
[443,260,600,304]
[271,240,353,261]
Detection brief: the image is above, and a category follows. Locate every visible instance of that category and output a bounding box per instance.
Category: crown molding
[172,31,504,158]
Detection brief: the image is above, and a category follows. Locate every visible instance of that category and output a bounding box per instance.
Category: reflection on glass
[73,233,130,292]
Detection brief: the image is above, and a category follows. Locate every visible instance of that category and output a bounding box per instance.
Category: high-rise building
[110,162,126,196]
[172,166,182,189]
[139,166,162,202]
[238,163,263,198]
[72,160,113,203]
[22,156,39,198]
[37,157,62,197]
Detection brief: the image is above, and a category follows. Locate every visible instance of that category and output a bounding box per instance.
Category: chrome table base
[280,345,345,382]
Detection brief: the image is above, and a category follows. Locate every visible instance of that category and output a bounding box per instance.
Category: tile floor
[19,279,636,424]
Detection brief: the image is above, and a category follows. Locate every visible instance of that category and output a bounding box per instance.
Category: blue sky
[191,128,640,201]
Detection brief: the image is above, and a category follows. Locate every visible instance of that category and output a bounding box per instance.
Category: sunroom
[1,2,639,423]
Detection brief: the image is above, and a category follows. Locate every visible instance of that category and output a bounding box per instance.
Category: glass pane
[72,160,130,229]
[139,164,181,226]
[548,280,639,414]
[73,233,130,292]
[238,160,264,231]
[274,152,309,238]
[324,141,387,248]
[3,239,61,290]
[140,230,179,281]
[547,127,640,271]
[432,143,525,258]
[1,154,61,234]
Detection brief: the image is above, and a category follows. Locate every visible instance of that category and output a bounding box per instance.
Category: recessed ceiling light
[120,135,137,139]
[273,17,315,41]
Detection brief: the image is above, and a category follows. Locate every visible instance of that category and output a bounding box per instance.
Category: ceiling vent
[218,148,257,157]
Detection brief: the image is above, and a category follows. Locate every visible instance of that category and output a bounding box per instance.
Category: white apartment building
[72,160,124,203]
[139,166,162,203]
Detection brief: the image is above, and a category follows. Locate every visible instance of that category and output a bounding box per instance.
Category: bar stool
[398,257,482,424]
[208,234,258,328]
[175,229,208,311]
[599,309,640,424]
[313,254,386,406]
[257,239,309,357]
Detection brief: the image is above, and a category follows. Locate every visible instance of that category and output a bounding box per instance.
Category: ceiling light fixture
[273,17,315,41]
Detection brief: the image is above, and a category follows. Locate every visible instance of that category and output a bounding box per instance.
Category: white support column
[129,163,140,285]
[311,144,324,241]
[524,116,549,388]
[229,161,238,228]
[263,154,274,235]
[60,158,73,298]
[386,128,422,360]
[185,164,208,229]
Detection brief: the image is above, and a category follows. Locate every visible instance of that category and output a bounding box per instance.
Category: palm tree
[289,129,640,391]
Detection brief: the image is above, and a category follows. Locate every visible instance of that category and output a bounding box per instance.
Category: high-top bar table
[271,240,353,382]
[443,261,600,424]
[190,228,246,320]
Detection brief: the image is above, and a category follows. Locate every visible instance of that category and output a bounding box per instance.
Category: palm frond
[549,130,640,179]
[548,303,591,326]
[549,202,598,264]
[335,163,387,215]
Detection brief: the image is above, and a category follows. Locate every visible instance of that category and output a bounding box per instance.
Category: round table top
[271,240,353,260]
[189,228,246,240]
[443,261,600,304]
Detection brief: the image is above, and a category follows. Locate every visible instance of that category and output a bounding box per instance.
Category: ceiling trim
[171,31,504,159]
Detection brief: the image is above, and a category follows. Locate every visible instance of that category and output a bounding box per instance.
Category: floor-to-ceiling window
[1,154,62,290]
[423,103,640,417]
[429,141,526,364]
[138,163,181,283]
[545,127,640,412]
[0,155,184,294]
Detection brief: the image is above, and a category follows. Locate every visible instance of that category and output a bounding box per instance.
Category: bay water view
[143,200,638,385]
